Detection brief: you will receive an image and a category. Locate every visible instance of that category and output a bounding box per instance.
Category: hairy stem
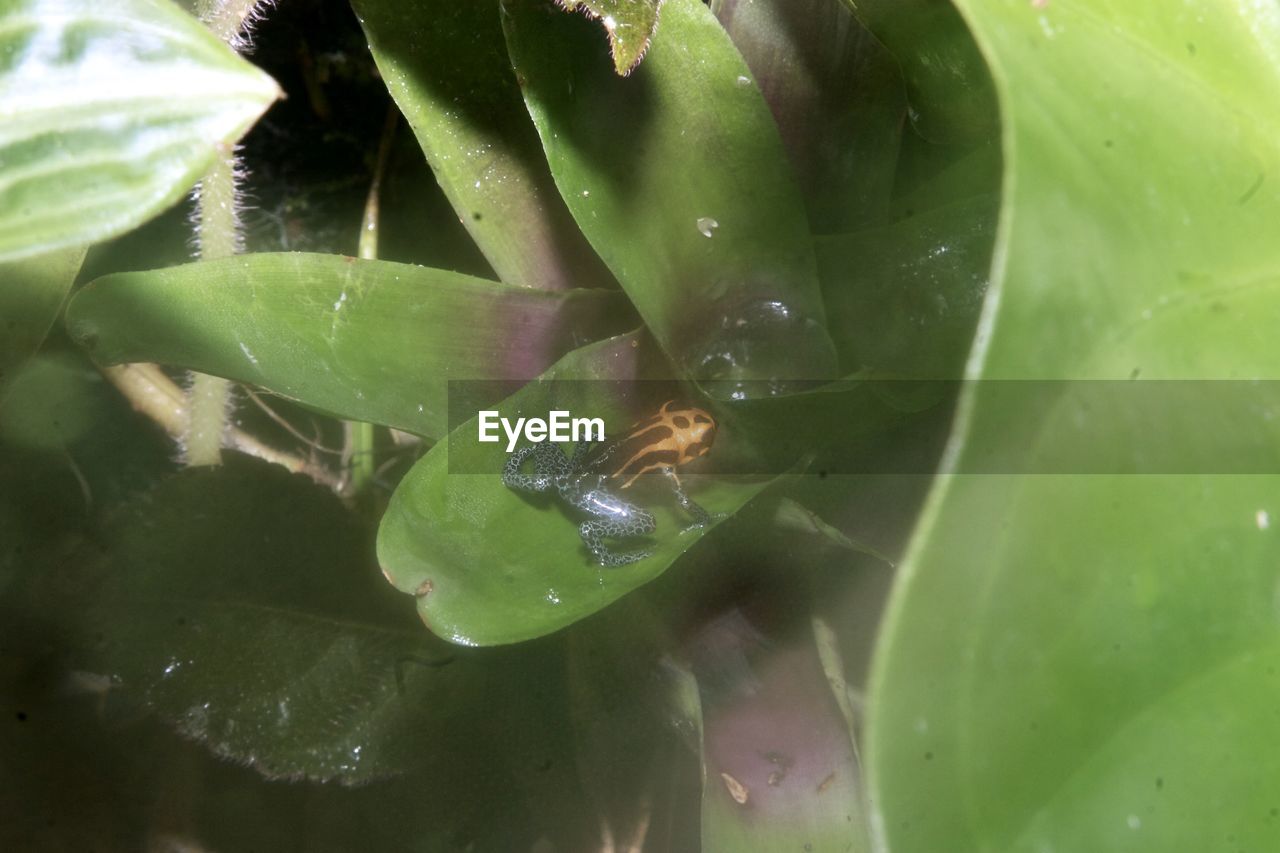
[185,147,240,466]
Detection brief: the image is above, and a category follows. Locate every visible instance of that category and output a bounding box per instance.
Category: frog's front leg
[661,467,715,532]
[503,441,570,493]
[573,487,657,567]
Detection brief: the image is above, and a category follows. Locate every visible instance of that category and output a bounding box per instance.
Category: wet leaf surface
[504,0,838,396]
[377,332,781,646]
[352,0,612,291]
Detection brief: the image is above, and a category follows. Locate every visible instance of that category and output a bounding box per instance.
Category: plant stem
[102,363,341,489]
[343,105,399,494]
[185,147,240,466]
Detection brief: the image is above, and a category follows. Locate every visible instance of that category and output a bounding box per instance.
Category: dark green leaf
[352,0,612,290]
[50,456,563,786]
[712,0,906,232]
[816,194,997,378]
[65,253,629,438]
[504,0,838,395]
[836,0,996,144]
[0,0,280,262]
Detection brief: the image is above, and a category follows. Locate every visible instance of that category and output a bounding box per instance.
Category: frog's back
[593,401,716,489]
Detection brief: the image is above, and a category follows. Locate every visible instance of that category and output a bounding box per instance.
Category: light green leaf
[503,0,838,396]
[0,246,85,404]
[557,0,663,76]
[867,2,1280,851]
[0,0,280,263]
[352,0,611,291]
[65,253,629,438]
[377,332,780,646]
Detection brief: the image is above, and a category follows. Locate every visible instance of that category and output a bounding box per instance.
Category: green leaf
[867,2,1280,851]
[0,0,280,263]
[0,246,85,404]
[47,455,577,787]
[557,0,663,76]
[65,253,629,438]
[352,0,612,291]
[503,0,838,395]
[836,0,996,144]
[377,332,780,646]
[712,0,906,232]
[816,194,997,378]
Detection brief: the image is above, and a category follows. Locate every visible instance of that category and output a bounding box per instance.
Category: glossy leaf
[712,0,906,232]
[867,2,1280,851]
[503,0,838,395]
[558,0,662,76]
[0,0,280,263]
[0,246,85,404]
[836,0,996,144]
[352,0,611,291]
[65,253,628,438]
[377,332,779,646]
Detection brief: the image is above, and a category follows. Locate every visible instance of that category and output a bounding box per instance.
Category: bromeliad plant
[3,0,1280,850]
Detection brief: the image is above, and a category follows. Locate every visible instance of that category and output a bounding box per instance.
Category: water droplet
[545,589,561,605]
[1257,509,1271,530]
[736,75,751,86]
[696,217,719,238]
[582,189,590,198]
[684,297,838,399]
[1126,815,1141,830]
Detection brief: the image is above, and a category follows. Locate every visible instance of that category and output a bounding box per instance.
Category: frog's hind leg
[580,508,657,567]
[503,441,568,493]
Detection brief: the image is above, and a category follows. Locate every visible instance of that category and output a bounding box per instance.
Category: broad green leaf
[377,332,779,646]
[44,455,576,787]
[712,0,906,232]
[352,0,612,291]
[65,253,629,438]
[867,2,1280,852]
[503,0,838,395]
[0,246,85,404]
[836,0,996,144]
[0,0,280,263]
[558,0,662,76]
